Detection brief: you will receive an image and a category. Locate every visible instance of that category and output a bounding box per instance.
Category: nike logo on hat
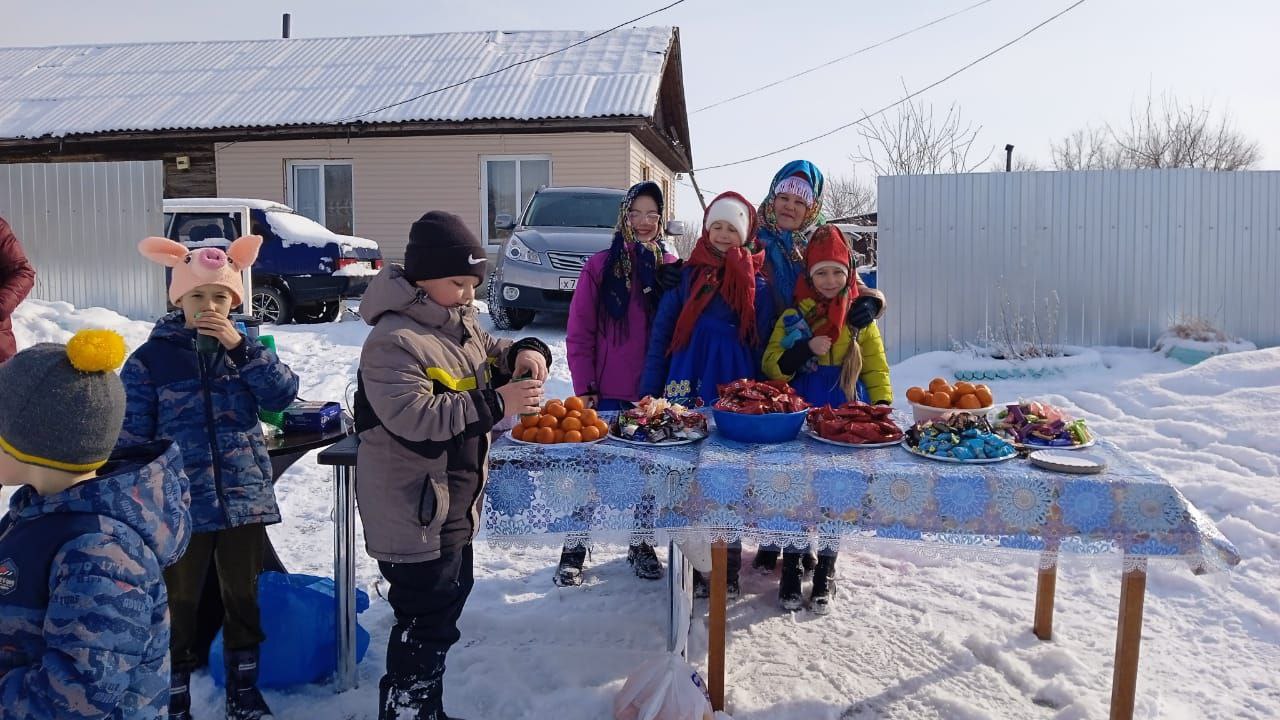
[468,254,485,265]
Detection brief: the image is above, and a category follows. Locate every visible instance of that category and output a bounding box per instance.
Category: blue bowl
[712,408,808,443]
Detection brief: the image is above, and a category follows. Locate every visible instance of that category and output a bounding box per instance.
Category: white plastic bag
[614,653,716,720]
[676,538,713,574]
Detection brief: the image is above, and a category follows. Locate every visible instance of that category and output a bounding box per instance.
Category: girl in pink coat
[561,181,680,586]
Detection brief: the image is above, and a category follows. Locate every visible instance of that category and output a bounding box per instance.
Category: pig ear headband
[138,235,263,268]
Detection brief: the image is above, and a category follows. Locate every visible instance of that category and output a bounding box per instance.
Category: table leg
[1110,559,1147,720]
[1033,553,1058,641]
[334,465,358,693]
[708,541,727,712]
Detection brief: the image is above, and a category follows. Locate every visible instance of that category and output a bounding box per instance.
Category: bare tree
[986,156,1043,172]
[671,219,700,259]
[1050,94,1259,171]
[853,95,992,176]
[821,174,876,220]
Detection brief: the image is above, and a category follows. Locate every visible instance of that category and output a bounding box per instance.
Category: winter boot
[379,654,464,720]
[751,548,779,572]
[810,555,838,616]
[692,569,740,599]
[778,552,805,612]
[628,543,663,580]
[802,551,817,578]
[224,647,274,720]
[554,545,587,587]
[726,545,742,598]
[169,669,193,720]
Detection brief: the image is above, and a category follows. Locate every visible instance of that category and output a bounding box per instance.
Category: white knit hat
[704,195,752,245]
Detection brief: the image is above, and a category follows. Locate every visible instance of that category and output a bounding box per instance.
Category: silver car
[487,186,683,330]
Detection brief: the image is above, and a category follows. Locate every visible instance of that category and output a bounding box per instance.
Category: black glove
[657,260,684,290]
[873,400,891,406]
[847,295,883,330]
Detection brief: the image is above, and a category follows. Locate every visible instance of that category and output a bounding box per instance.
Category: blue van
[164,198,382,323]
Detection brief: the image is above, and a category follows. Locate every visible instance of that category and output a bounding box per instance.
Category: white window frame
[285,159,355,233]
[479,154,552,245]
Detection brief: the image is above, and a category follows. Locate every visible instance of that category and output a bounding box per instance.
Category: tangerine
[520,414,541,429]
[928,391,953,409]
[537,415,559,429]
[534,427,555,444]
[581,426,601,441]
[928,377,950,393]
[561,417,583,432]
[554,429,565,443]
[975,385,993,406]
[906,386,927,404]
[547,403,568,419]
[595,420,610,435]
[563,430,583,443]
[580,409,599,425]
[565,396,586,412]
[953,381,976,396]
[955,393,982,410]
[567,410,583,420]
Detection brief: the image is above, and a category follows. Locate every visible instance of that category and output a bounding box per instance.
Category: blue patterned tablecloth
[485,432,1240,573]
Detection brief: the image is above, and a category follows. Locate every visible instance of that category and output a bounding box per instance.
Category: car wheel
[252,286,292,325]
[295,301,341,324]
[487,271,534,331]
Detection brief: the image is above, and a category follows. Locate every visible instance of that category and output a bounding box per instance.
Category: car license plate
[559,277,577,290]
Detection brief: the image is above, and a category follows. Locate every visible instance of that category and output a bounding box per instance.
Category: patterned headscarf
[601,181,665,338]
[757,160,825,305]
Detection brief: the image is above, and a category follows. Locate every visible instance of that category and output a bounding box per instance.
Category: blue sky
[4,0,1276,222]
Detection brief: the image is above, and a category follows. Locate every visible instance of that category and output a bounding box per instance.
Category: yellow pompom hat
[0,329,128,472]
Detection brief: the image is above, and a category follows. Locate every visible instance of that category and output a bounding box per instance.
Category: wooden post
[1110,559,1147,720]
[708,541,728,712]
[1033,551,1058,641]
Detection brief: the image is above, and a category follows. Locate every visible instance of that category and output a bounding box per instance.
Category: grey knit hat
[0,329,128,472]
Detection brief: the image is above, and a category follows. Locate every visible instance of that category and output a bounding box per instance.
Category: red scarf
[668,237,764,354]
[793,272,857,343]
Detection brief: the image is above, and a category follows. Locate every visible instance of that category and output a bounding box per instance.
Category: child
[562,181,680,585]
[762,224,892,613]
[353,211,551,720]
[639,191,776,596]
[0,329,192,719]
[125,235,299,720]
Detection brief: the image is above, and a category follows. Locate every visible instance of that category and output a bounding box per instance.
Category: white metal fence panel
[0,161,166,320]
[877,169,1280,363]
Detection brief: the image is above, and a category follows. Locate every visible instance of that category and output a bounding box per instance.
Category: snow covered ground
[9,299,1279,720]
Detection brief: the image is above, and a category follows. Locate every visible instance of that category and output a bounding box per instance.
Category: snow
[7,299,1280,720]
[1155,333,1258,356]
[332,263,380,277]
[265,211,381,252]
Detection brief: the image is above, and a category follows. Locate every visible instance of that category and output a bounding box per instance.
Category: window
[481,156,551,244]
[287,160,354,235]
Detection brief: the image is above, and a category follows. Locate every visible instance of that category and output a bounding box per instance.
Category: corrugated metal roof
[0,27,673,140]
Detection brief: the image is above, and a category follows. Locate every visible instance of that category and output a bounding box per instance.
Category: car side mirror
[495,214,516,231]
[665,220,687,236]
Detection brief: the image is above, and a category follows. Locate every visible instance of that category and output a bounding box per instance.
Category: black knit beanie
[404,211,487,283]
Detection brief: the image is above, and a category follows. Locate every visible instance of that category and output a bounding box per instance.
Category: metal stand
[333,464,358,693]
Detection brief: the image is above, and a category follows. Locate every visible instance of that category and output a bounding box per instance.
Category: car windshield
[523,192,624,228]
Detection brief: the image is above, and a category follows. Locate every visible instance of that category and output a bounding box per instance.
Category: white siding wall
[877,169,1280,362]
[1,161,166,319]
[216,132,633,261]
[628,136,678,219]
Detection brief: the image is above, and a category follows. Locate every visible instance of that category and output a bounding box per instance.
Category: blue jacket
[118,312,299,533]
[639,267,775,406]
[0,441,192,720]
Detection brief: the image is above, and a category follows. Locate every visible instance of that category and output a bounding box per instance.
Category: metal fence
[876,169,1280,363]
[1,161,166,319]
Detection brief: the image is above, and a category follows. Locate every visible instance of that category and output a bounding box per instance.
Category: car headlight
[504,235,542,265]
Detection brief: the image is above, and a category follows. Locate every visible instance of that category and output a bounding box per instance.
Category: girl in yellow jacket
[760,224,892,613]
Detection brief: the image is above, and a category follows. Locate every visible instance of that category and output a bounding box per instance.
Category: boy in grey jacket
[353,211,550,720]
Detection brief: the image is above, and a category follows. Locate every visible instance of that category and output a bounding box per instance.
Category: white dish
[1029,450,1107,474]
[901,440,1017,465]
[1012,436,1097,451]
[803,427,901,449]
[608,432,706,447]
[508,429,608,447]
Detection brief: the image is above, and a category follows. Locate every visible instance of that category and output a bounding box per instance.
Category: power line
[692,0,997,114]
[334,0,689,123]
[693,0,1088,172]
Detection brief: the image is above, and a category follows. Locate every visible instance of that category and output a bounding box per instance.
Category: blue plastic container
[712,408,808,443]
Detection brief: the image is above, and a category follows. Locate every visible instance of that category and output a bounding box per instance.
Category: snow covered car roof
[164,198,293,212]
[0,27,674,139]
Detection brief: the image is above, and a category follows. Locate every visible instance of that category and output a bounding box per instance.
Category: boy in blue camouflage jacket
[0,329,193,720]
[123,235,299,720]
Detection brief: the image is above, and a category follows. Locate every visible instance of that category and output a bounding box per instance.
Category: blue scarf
[757,160,825,305]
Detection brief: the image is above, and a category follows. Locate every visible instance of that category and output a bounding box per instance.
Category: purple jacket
[566,246,676,402]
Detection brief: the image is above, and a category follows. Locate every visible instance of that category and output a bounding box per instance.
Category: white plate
[508,428,607,446]
[1029,450,1107,474]
[608,431,707,447]
[1012,436,1097,451]
[901,440,1017,464]
[803,427,901,449]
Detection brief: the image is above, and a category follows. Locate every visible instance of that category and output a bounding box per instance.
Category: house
[0,27,692,260]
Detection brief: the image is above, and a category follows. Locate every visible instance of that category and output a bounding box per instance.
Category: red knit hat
[805,225,852,275]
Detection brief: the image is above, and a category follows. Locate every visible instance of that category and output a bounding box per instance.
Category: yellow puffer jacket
[761,298,893,405]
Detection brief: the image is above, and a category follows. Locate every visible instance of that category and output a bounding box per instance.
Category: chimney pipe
[1005,144,1014,172]
[282,13,291,39]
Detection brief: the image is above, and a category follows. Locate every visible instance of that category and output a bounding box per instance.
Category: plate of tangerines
[904,378,997,424]
[509,396,612,445]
